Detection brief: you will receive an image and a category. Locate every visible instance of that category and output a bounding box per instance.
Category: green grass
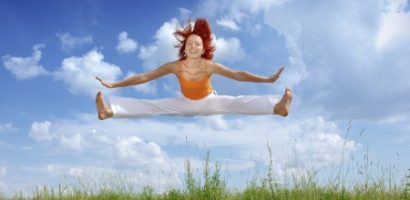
[2,151,409,200]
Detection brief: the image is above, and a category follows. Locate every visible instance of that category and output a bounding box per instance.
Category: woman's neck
[184,57,202,68]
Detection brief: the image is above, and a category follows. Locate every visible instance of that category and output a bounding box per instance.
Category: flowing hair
[174,18,215,60]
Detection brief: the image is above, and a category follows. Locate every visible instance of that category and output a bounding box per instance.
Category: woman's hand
[96,77,115,88]
[267,66,285,83]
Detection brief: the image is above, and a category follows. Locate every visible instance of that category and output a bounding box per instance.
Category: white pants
[109,93,280,118]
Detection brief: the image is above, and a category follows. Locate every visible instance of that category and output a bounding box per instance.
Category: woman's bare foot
[273,88,293,117]
[96,91,113,120]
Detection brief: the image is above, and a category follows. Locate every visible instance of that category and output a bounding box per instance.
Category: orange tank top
[177,61,213,100]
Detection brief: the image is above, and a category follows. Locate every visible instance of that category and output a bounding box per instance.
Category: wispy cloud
[56,32,93,52]
[116,31,138,54]
[2,44,49,80]
[0,122,17,133]
[29,121,53,142]
[216,17,241,31]
[178,8,191,20]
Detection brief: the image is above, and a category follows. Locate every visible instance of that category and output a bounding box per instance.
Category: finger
[279,66,285,72]
[276,68,284,75]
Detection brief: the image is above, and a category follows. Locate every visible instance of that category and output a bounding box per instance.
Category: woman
[96,18,292,120]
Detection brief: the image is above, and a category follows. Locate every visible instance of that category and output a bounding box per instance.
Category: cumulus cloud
[56,32,93,51]
[29,121,53,142]
[213,36,246,64]
[138,18,179,70]
[2,44,49,80]
[116,31,138,54]
[34,113,356,174]
[27,114,171,172]
[53,49,122,98]
[262,0,410,120]
[115,136,168,168]
[199,0,410,121]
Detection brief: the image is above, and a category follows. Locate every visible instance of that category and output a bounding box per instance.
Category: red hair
[174,18,215,60]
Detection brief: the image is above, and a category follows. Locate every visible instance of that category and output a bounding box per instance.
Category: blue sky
[1,0,410,195]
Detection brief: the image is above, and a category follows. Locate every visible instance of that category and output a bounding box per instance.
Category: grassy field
[1,149,409,200]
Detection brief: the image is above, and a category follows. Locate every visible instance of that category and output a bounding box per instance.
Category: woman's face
[184,34,204,59]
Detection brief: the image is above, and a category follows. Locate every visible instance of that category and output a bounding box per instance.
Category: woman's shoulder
[203,59,216,68]
[159,61,181,72]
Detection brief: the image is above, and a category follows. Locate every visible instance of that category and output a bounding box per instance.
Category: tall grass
[1,152,408,200]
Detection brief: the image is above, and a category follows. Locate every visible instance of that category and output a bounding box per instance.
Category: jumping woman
[96,18,292,119]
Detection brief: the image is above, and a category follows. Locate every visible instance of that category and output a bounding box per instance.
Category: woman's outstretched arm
[212,63,284,83]
[96,62,176,88]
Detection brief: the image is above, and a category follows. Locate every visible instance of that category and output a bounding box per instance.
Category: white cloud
[178,8,191,20]
[198,0,288,24]
[29,121,53,142]
[35,113,356,172]
[46,164,59,176]
[375,1,410,52]
[138,18,179,70]
[116,31,138,54]
[260,0,410,120]
[28,114,171,171]
[199,0,410,121]
[199,115,230,130]
[56,32,93,51]
[0,122,17,133]
[213,36,246,64]
[54,49,122,98]
[216,17,241,31]
[68,167,84,177]
[2,44,49,80]
[281,36,309,87]
[115,136,169,168]
[60,133,84,151]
